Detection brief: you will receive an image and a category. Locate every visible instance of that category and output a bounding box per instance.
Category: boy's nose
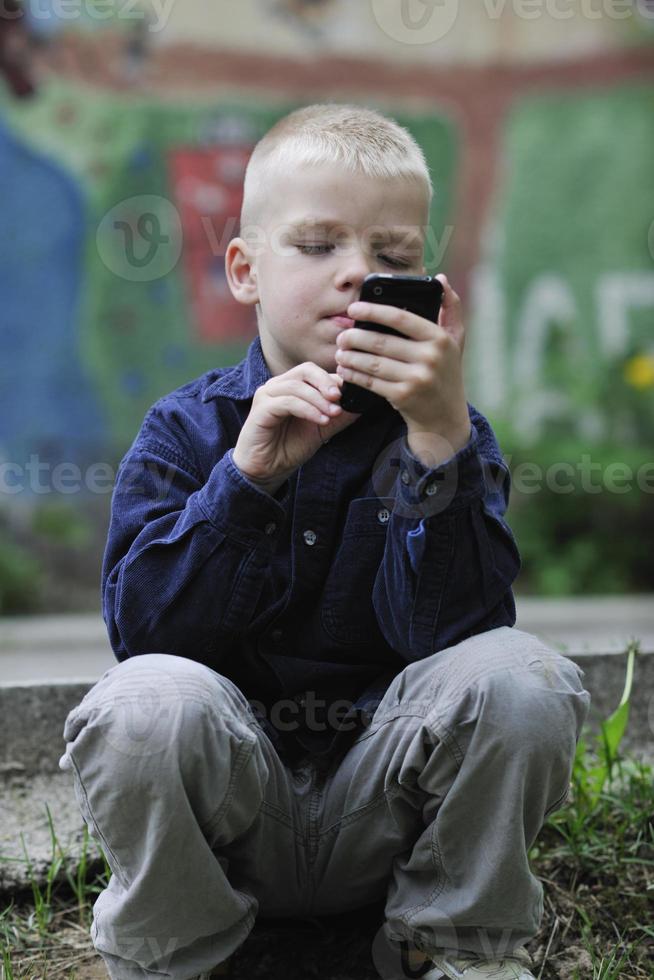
[334,250,373,292]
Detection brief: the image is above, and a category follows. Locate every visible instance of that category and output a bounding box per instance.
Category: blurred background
[0,0,653,614]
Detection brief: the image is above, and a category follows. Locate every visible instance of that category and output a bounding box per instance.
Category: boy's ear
[225,238,259,306]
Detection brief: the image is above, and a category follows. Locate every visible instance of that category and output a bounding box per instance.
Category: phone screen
[339,274,443,414]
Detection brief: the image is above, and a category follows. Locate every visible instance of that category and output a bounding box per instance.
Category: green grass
[0,814,110,979]
[529,752,653,979]
[0,646,652,979]
[528,643,654,979]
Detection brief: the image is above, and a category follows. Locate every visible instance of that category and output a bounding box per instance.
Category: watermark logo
[371,436,460,519]
[96,194,182,282]
[371,921,460,979]
[371,0,654,41]
[95,206,453,282]
[85,659,188,759]
[371,0,460,44]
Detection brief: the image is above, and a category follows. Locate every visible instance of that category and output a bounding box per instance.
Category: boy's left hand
[335,275,471,465]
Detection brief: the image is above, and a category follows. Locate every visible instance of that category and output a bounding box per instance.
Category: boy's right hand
[232,362,361,494]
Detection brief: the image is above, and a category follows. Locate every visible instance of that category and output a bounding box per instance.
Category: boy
[60,104,589,980]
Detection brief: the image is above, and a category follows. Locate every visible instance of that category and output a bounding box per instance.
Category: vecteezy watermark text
[504,453,654,496]
[1,0,177,33]
[370,0,654,47]
[0,457,116,495]
[0,457,175,496]
[95,193,455,282]
[1,452,653,499]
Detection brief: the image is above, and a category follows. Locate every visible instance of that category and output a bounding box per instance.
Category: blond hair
[240,103,433,229]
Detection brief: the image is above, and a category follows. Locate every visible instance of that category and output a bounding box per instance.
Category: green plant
[578,934,631,980]
[0,903,16,980]
[562,641,638,829]
[529,645,653,978]
[0,805,111,979]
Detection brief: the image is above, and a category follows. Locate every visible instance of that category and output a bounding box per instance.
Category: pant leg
[305,627,590,962]
[59,653,311,980]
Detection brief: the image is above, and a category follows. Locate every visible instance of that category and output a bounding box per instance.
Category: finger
[346,301,434,341]
[336,364,390,405]
[285,360,340,389]
[291,362,345,401]
[335,347,408,383]
[265,376,341,417]
[435,274,464,337]
[267,394,332,425]
[336,327,415,363]
[435,274,460,312]
[336,363,407,401]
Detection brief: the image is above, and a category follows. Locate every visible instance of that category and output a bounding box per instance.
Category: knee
[61,653,256,770]
[425,628,590,751]
[473,640,590,753]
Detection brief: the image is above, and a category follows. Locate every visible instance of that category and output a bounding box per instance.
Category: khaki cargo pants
[60,626,589,979]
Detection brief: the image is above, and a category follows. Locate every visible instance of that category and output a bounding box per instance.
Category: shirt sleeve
[372,406,521,661]
[102,404,290,663]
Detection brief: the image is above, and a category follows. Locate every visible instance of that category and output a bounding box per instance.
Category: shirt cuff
[197,449,288,539]
[395,424,485,518]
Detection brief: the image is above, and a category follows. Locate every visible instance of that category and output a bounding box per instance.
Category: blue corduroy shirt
[102,336,520,766]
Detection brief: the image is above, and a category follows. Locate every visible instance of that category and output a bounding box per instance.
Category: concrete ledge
[0,681,92,774]
[515,595,654,656]
[1,649,652,777]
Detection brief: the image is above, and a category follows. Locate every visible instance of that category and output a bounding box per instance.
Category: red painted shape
[169,145,256,343]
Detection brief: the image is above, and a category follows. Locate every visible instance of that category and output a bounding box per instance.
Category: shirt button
[401,469,410,485]
[303,529,317,546]
[377,508,390,524]
[425,482,438,496]
[264,522,277,535]
[271,628,283,643]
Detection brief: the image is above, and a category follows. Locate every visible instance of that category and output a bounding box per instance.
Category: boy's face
[227,164,430,377]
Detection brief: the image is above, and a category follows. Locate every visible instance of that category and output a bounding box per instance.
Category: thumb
[436,274,465,351]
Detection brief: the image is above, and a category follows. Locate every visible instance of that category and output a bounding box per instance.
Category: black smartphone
[339,273,444,414]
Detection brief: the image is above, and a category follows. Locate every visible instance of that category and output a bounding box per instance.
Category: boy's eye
[380,253,411,270]
[296,243,333,255]
[294,243,412,268]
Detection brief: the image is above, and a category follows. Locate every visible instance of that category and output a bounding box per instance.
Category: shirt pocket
[321,496,394,646]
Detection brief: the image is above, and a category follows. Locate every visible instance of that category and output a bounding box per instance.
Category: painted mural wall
[0,84,456,470]
[2,80,651,466]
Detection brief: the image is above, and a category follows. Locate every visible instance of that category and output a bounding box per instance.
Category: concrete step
[1,598,652,895]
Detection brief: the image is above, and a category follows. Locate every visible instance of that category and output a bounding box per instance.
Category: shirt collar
[202,336,271,402]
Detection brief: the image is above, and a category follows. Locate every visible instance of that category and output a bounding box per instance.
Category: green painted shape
[487,85,654,447]
[477,86,654,595]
